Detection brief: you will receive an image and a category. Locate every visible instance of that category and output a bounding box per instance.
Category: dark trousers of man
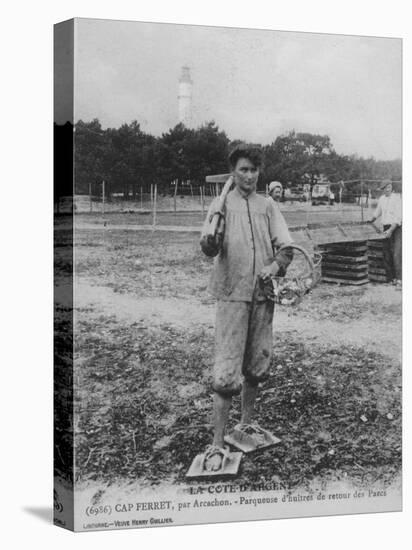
[382,224,402,281]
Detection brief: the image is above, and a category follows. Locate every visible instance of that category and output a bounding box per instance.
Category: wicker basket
[270,244,322,306]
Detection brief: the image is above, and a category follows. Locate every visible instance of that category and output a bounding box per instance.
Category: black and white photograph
[54,17,402,531]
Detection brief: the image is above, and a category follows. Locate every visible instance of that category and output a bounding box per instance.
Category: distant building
[178,66,193,127]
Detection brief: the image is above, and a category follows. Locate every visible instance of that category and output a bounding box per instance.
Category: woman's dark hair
[228,143,263,170]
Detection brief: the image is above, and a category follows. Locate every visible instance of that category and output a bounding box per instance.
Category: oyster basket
[271,244,322,306]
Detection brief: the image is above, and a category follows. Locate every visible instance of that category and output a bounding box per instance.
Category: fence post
[360,180,364,222]
[174,179,178,212]
[102,180,105,214]
[201,185,205,215]
[152,183,157,230]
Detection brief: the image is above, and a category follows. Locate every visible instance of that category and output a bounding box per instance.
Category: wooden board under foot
[186,451,242,479]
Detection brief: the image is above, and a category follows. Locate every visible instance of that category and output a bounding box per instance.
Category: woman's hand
[259,261,279,282]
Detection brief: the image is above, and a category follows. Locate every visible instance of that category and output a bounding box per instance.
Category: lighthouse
[178,66,193,127]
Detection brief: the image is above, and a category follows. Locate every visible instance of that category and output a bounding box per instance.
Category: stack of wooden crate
[289,223,390,286]
[318,240,369,285]
[367,238,388,283]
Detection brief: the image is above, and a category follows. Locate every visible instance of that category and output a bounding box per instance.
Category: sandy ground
[69,279,401,362]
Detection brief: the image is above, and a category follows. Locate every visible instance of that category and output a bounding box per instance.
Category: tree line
[71,119,402,199]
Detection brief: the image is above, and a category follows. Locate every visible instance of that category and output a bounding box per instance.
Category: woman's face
[233,157,259,196]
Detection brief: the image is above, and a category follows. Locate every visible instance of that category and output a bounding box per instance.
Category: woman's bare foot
[203,445,227,472]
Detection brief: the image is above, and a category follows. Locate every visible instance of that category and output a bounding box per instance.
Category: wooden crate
[367,238,389,283]
[319,241,369,285]
[293,225,391,286]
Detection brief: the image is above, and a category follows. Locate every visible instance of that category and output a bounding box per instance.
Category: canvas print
[54,18,402,531]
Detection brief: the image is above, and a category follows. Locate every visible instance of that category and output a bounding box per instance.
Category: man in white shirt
[370,179,402,285]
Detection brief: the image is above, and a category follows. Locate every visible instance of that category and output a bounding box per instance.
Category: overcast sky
[73,18,401,160]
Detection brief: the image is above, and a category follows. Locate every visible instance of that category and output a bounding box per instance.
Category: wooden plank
[322,269,368,279]
[205,173,231,183]
[368,275,389,282]
[346,226,381,240]
[368,245,385,250]
[319,240,367,246]
[368,267,387,275]
[368,241,385,249]
[322,261,368,271]
[308,228,347,244]
[322,276,368,285]
[319,243,367,251]
[323,257,368,267]
[322,253,367,261]
[368,259,385,267]
[368,264,386,273]
[320,249,368,258]
[368,255,385,262]
[319,254,367,263]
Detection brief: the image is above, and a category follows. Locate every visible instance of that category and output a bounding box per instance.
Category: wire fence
[54,196,387,232]
[54,178,401,231]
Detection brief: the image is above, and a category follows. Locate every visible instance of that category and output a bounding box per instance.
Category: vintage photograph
[54,18,402,530]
